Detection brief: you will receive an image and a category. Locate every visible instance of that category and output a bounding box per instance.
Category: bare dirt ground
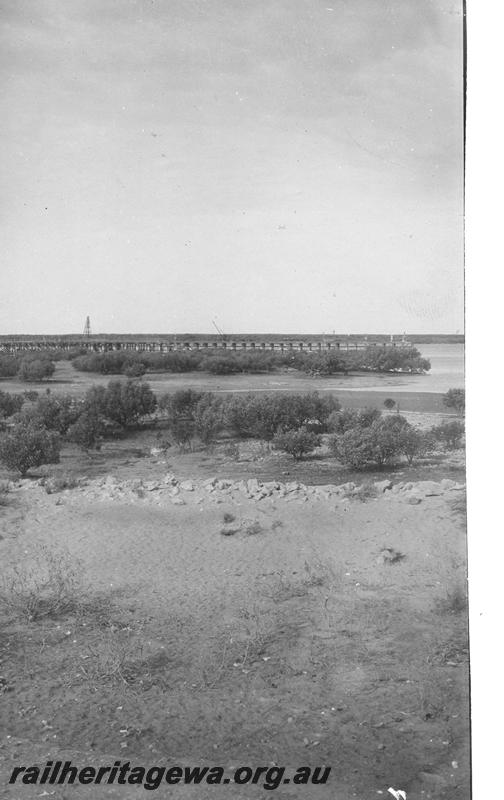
[0,431,469,800]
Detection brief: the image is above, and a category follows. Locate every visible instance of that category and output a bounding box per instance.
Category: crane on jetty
[212,319,227,344]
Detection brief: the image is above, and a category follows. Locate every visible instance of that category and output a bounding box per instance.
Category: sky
[0,0,464,335]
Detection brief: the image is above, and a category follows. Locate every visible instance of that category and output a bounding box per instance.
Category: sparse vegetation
[0,355,467,797]
[0,546,84,621]
[0,479,10,506]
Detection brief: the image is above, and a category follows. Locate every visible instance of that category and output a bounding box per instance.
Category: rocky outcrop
[19,471,464,508]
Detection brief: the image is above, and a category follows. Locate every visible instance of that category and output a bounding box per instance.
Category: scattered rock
[220,525,239,536]
[414,480,444,496]
[336,482,356,496]
[216,479,233,490]
[417,772,446,788]
[243,519,263,535]
[374,479,392,493]
[144,481,161,492]
[66,472,462,510]
[376,547,405,565]
[171,496,185,506]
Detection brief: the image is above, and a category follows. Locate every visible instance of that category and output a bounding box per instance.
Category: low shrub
[272,426,321,460]
[0,390,24,418]
[18,357,55,381]
[329,426,378,469]
[431,420,465,450]
[0,355,20,378]
[72,350,204,375]
[67,411,104,451]
[82,379,157,429]
[123,362,146,377]
[205,357,241,375]
[70,344,431,376]
[0,421,61,476]
[442,388,465,415]
[17,394,81,434]
[244,520,263,536]
[0,545,84,621]
[159,390,224,449]
[346,345,430,373]
[193,397,225,445]
[400,427,435,465]
[297,352,348,375]
[158,389,205,418]
[202,352,277,374]
[329,414,426,469]
[327,407,381,434]
[224,392,339,440]
[72,352,130,374]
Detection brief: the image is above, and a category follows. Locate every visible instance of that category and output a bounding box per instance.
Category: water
[314,343,465,395]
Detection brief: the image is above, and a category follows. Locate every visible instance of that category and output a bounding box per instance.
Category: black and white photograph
[0,1,468,798]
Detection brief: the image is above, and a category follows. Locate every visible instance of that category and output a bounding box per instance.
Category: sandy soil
[0,450,469,799]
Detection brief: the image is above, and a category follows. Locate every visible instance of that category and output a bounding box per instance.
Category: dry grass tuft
[435,583,468,615]
[0,545,84,621]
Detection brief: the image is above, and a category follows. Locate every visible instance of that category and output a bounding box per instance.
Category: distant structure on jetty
[0,333,413,354]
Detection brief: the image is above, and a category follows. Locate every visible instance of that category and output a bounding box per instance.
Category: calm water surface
[319,343,465,395]
[144,343,465,396]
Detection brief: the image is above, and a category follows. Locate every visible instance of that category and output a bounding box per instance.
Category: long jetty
[0,334,412,354]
